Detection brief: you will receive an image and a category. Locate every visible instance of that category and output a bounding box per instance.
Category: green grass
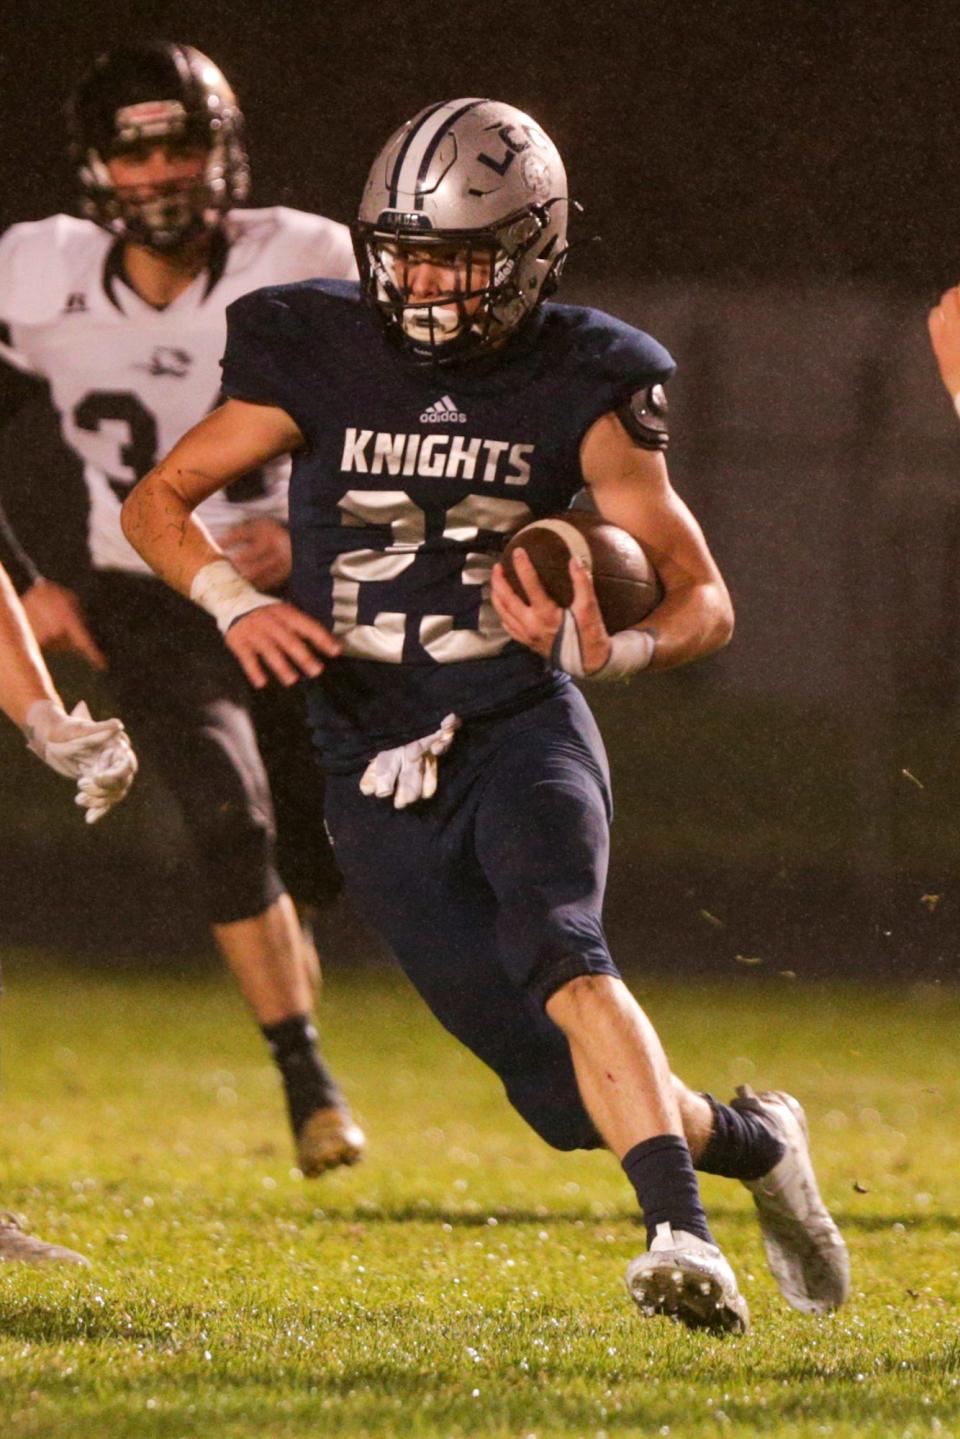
[1,956,959,1438]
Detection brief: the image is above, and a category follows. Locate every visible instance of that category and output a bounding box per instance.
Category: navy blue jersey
[221,279,673,770]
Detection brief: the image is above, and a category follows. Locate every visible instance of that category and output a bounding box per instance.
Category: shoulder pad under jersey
[0,215,106,328]
[224,205,357,284]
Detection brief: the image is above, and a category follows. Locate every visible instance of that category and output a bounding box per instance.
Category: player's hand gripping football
[221,518,292,593]
[225,602,342,689]
[491,548,612,675]
[929,284,960,400]
[25,699,137,823]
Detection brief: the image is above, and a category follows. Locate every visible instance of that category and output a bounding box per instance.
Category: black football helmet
[67,41,250,252]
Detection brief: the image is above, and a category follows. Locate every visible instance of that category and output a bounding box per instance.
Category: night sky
[3,1,960,289]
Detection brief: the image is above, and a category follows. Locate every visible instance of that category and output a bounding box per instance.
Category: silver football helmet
[354,99,569,365]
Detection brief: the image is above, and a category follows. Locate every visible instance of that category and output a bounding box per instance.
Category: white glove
[25,700,138,823]
[359,713,461,809]
[74,731,139,825]
[26,699,123,777]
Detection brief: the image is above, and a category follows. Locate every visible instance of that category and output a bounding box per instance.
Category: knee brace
[195,801,285,926]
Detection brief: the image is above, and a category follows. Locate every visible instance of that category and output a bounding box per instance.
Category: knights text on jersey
[221,279,674,770]
[0,208,356,573]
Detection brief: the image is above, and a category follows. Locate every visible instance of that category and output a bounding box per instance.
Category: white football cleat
[0,1212,89,1266]
[733,1085,850,1313]
[625,1222,750,1334]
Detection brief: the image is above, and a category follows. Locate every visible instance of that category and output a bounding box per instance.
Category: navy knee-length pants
[324,685,621,1151]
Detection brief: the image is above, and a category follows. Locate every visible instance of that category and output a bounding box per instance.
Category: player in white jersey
[0,206,349,574]
[0,42,364,1177]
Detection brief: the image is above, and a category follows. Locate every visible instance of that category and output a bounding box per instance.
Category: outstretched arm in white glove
[71,732,138,825]
[26,699,138,823]
[0,563,137,823]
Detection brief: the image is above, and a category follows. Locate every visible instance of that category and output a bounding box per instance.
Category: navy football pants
[324,686,620,1151]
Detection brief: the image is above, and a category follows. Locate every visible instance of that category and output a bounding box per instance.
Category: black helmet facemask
[68,42,249,252]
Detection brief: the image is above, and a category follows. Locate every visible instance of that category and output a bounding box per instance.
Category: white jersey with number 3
[0,207,355,573]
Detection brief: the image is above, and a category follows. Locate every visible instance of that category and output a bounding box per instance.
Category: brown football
[501,510,660,633]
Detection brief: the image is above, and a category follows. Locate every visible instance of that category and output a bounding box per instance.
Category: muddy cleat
[296,1107,366,1177]
[625,1222,750,1334]
[733,1085,850,1313]
[0,1212,89,1266]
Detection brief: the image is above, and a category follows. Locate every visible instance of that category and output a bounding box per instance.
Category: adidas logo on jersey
[420,395,467,424]
[63,292,87,314]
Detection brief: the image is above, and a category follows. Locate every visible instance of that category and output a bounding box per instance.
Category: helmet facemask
[81,120,246,253]
[69,44,249,254]
[357,204,566,367]
[362,232,498,362]
[84,140,238,252]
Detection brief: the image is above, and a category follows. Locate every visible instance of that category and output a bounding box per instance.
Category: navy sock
[697,1093,786,1180]
[621,1133,714,1247]
[261,1014,342,1136]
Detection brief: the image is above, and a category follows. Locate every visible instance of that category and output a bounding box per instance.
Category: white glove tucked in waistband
[359,713,461,810]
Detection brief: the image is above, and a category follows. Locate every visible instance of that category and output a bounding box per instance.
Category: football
[501,510,661,633]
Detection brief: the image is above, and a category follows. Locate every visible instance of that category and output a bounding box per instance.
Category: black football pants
[84,569,339,924]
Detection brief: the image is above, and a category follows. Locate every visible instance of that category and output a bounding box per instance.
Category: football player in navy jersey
[0,558,136,1262]
[122,98,849,1331]
[0,42,364,1178]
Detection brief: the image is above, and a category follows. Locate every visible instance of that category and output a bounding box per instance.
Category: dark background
[2,0,960,977]
[3,0,960,289]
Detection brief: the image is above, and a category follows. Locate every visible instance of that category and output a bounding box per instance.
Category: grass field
[1,955,959,1438]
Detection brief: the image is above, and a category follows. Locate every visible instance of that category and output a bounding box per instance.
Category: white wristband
[551,610,656,680]
[591,627,656,680]
[190,559,281,636]
[953,392,960,422]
